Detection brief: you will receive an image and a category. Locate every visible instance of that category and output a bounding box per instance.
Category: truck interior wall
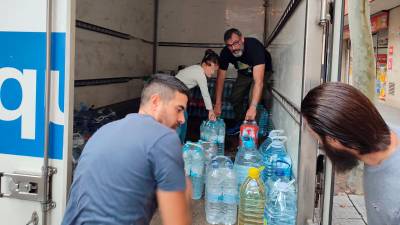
[267,0,308,181]
[157,0,265,74]
[264,0,291,40]
[267,0,326,223]
[74,0,154,109]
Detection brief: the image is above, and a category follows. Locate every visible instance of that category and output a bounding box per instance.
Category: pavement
[332,193,367,225]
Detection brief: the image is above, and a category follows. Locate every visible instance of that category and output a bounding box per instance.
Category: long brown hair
[301,82,390,154]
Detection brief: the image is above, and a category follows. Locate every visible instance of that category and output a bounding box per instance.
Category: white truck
[1,0,399,224]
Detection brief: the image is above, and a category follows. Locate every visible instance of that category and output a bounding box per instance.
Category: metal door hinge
[0,166,57,207]
[320,0,334,25]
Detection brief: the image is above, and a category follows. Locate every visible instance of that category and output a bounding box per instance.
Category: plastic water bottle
[202,121,218,144]
[205,156,237,225]
[262,136,292,188]
[265,179,297,225]
[257,105,269,137]
[234,136,263,194]
[216,118,226,155]
[259,129,285,152]
[205,159,223,224]
[223,165,238,225]
[200,121,206,140]
[182,142,193,176]
[238,167,265,225]
[182,142,205,200]
[199,140,218,165]
[199,140,218,184]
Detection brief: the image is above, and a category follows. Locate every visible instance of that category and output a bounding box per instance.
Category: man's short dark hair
[301,82,391,155]
[224,28,242,42]
[140,74,190,106]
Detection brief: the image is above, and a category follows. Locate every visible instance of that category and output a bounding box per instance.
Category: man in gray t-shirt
[364,127,400,225]
[301,83,400,225]
[62,75,192,225]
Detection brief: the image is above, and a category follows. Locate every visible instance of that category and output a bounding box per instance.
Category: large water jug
[262,136,292,188]
[199,140,218,184]
[257,105,269,137]
[205,156,237,225]
[264,179,297,225]
[259,129,285,153]
[182,141,205,200]
[238,167,265,225]
[201,120,218,144]
[234,136,263,193]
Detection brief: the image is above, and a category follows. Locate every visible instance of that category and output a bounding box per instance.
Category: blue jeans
[176,110,188,144]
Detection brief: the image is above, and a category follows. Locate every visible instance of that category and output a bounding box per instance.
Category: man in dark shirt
[214,28,273,134]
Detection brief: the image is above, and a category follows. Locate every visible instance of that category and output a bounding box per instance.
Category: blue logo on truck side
[0,32,66,159]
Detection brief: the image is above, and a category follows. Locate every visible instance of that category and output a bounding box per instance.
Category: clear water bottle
[238,167,265,225]
[234,136,263,194]
[202,120,218,144]
[205,156,236,225]
[199,140,218,165]
[265,179,297,225]
[205,159,223,224]
[216,118,226,155]
[182,142,205,200]
[182,142,193,176]
[259,129,285,153]
[257,105,269,137]
[223,165,237,225]
[199,140,218,184]
[262,136,292,189]
[200,121,206,140]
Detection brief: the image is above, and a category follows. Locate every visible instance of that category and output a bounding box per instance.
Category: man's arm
[246,64,265,120]
[157,189,191,225]
[214,69,226,116]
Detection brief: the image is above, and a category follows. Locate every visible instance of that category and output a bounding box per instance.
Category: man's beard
[232,49,243,57]
[323,141,360,173]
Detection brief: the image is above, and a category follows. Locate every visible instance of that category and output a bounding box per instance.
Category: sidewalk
[332,193,367,225]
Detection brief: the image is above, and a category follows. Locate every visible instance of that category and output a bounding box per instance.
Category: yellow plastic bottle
[238,167,266,225]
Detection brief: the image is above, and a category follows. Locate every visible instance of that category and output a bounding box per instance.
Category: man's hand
[245,105,257,121]
[157,187,191,225]
[214,103,222,117]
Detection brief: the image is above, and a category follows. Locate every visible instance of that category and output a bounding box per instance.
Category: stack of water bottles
[182,141,206,200]
[200,118,225,155]
[259,130,297,225]
[205,156,237,225]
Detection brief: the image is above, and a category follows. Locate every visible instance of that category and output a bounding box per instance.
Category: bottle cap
[248,167,260,179]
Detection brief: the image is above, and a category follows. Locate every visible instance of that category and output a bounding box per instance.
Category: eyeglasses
[226,40,241,48]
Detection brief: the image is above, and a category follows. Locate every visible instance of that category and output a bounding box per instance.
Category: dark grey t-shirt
[364,128,400,225]
[62,114,186,225]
